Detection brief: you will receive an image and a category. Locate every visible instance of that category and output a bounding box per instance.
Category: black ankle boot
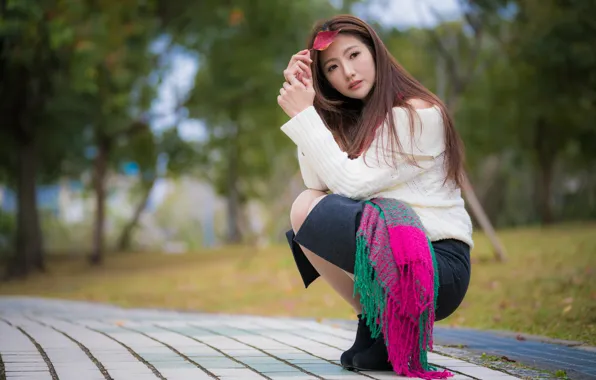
[351,335,393,371]
[340,314,376,370]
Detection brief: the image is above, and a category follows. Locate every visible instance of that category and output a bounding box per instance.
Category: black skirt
[285,194,471,321]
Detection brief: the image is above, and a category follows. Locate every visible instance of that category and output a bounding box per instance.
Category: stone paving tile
[431,327,596,379]
[0,297,523,379]
[3,373,54,380]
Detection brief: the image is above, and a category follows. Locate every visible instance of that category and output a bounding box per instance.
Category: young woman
[277,15,473,376]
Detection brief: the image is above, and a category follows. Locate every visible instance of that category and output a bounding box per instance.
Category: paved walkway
[433,327,596,380]
[0,297,520,380]
[324,318,596,379]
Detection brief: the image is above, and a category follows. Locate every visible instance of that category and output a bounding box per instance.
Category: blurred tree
[1,0,181,269]
[184,0,341,243]
[0,0,86,277]
[115,126,199,252]
[113,125,158,253]
[61,0,165,264]
[467,0,596,224]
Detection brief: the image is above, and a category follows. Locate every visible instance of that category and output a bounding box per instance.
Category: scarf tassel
[353,201,453,380]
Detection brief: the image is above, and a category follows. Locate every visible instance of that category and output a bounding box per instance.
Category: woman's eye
[327,64,337,73]
[350,51,360,59]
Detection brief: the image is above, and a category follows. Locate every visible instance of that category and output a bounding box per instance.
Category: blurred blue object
[122,161,140,176]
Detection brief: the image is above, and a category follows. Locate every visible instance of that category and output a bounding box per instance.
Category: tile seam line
[214,322,382,380]
[444,344,596,368]
[120,324,220,379]
[241,320,487,380]
[0,317,59,380]
[24,315,113,380]
[160,323,329,380]
[433,335,596,362]
[0,350,5,380]
[147,323,273,380]
[297,321,536,379]
[55,316,166,380]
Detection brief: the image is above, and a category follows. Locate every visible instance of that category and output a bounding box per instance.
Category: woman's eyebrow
[322,45,358,67]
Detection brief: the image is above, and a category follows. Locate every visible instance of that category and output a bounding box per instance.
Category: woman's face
[319,33,376,100]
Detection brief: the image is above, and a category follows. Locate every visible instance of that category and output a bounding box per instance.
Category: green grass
[1,222,595,345]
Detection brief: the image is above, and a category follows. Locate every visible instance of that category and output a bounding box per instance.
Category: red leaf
[313,30,340,51]
[515,334,526,341]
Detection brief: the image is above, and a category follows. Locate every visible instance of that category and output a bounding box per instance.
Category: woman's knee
[290,189,327,232]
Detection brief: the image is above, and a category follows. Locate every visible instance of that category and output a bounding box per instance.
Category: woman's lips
[349,80,363,90]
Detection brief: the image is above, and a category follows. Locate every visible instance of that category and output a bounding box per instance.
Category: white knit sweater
[280,105,474,248]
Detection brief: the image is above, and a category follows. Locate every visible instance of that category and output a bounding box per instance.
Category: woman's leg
[290,190,362,314]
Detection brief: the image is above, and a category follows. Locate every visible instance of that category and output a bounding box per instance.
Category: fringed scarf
[354,198,452,379]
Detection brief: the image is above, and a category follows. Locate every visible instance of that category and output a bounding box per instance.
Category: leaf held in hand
[313,30,340,51]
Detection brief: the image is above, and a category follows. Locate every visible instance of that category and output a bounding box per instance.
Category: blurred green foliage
[1,0,595,277]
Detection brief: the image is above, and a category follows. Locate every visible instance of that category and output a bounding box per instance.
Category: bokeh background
[1,0,595,347]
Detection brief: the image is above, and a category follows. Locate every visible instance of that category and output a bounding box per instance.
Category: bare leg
[290,190,362,314]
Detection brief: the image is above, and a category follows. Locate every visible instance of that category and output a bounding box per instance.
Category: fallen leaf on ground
[562,304,572,314]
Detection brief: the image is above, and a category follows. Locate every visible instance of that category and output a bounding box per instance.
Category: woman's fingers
[286,50,312,71]
[283,61,312,84]
[280,81,291,96]
[290,55,312,70]
[297,61,312,78]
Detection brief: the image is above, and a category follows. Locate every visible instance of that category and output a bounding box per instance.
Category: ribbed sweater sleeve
[280,106,445,200]
[297,147,328,191]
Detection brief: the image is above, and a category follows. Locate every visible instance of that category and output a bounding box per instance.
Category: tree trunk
[223,117,244,244]
[116,177,155,252]
[462,174,507,261]
[90,138,110,265]
[536,154,555,225]
[226,134,242,244]
[9,136,44,277]
[534,118,556,225]
[475,155,507,225]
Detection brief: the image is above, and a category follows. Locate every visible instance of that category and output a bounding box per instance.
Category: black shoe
[351,335,393,371]
[340,314,376,370]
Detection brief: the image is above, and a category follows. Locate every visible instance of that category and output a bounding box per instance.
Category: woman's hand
[278,50,315,118]
[284,49,312,84]
[277,75,315,118]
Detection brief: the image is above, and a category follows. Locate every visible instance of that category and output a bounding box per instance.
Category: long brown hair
[306,15,465,187]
